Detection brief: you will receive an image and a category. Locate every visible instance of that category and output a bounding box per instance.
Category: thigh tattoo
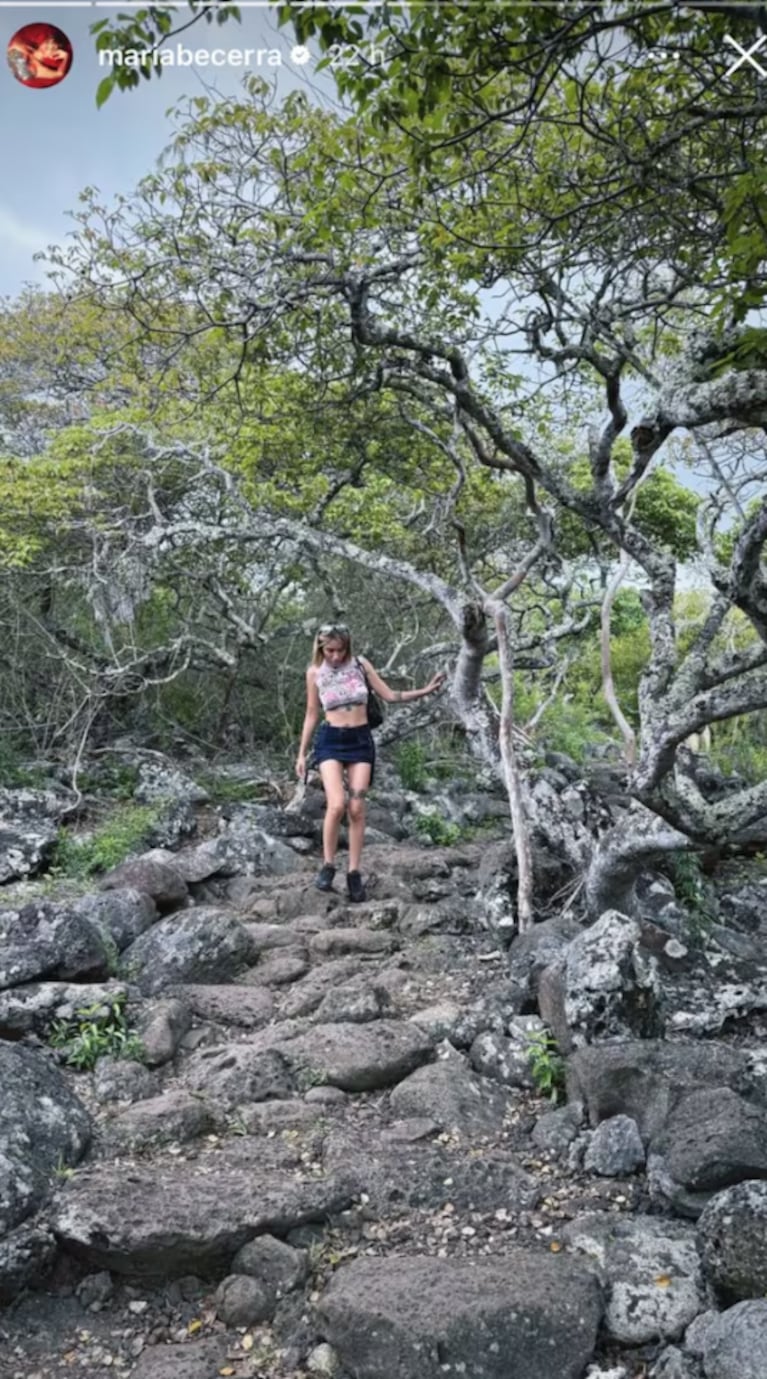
[348,787,367,800]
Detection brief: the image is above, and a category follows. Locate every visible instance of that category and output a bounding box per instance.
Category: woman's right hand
[295,753,306,780]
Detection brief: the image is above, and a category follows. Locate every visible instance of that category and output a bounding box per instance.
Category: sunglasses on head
[318,623,349,636]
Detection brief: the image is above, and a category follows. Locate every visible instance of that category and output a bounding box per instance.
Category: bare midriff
[324,705,369,728]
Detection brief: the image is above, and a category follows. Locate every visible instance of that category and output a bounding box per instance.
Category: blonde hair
[312,623,352,666]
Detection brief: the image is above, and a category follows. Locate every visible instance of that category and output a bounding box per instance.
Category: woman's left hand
[425,671,447,694]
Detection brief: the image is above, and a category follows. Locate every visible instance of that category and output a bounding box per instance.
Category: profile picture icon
[7,22,73,87]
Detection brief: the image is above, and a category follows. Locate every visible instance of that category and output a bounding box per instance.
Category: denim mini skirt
[313,722,375,785]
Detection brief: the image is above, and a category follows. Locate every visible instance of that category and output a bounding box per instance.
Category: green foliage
[0,742,50,789]
[195,771,273,804]
[536,698,611,765]
[668,853,716,948]
[49,993,144,1070]
[78,762,140,800]
[414,811,461,846]
[395,741,429,791]
[525,1029,565,1103]
[51,804,162,878]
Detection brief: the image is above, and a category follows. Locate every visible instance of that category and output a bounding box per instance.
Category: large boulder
[0,785,68,882]
[648,1087,767,1217]
[388,1052,511,1135]
[316,1252,603,1379]
[72,888,158,951]
[538,910,662,1053]
[507,914,583,1011]
[691,1299,767,1379]
[0,1044,91,1236]
[51,1148,357,1278]
[697,1180,767,1302]
[280,1020,433,1093]
[0,1219,57,1304]
[562,1213,705,1344]
[121,907,253,995]
[100,855,188,910]
[0,899,111,989]
[566,1041,757,1143]
[133,761,210,806]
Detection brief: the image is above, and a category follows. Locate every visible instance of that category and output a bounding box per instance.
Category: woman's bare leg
[319,760,346,864]
[346,761,372,872]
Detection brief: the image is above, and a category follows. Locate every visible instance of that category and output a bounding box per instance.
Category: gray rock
[171,983,275,1028]
[0,1219,57,1303]
[282,1020,432,1093]
[0,1043,91,1236]
[309,928,395,959]
[469,1030,536,1089]
[93,1057,159,1104]
[51,1150,357,1277]
[566,1041,757,1143]
[76,1269,113,1308]
[103,1090,218,1150]
[583,1115,645,1176]
[507,914,583,1006]
[0,979,129,1039]
[100,856,188,910]
[0,899,110,989]
[649,1087,767,1216]
[563,1213,704,1345]
[144,799,198,851]
[241,922,307,954]
[316,1252,603,1379]
[532,1103,585,1153]
[184,1043,295,1107]
[231,1234,308,1300]
[698,1299,767,1379]
[73,888,158,951]
[214,1273,272,1325]
[279,958,366,1018]
[138,998,192,1065]
[650,1348,703,1379]
[122,907,252,995]
[128,1339,230,1379]
[697,1180,767,1301]
[307,1343,340,1376]
[539,910,663,1054]
[178,824,300,880]
[389,1053,511,1135]
[134,762,209,806]
[323,1125,538,1216]
[316,979,392,1024]
[0,787,62,882]
[407,1000,463,1041]
[241,949,309,985]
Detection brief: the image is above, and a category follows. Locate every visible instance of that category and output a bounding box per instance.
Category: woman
[295,623,446,901]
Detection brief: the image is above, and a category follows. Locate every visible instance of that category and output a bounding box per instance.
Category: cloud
[0,207,51,257]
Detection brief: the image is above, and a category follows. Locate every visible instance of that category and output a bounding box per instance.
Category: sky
[0,3,339,298]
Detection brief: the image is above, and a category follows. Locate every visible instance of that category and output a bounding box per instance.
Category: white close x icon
[724,32,767,78]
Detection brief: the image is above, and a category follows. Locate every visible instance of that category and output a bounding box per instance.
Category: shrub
[414,811,461,846]
[51,803,162,878]
[49,993,144,1070]
[395,741,429,791]
[525,1029,565,1102]
[668,852,716,947]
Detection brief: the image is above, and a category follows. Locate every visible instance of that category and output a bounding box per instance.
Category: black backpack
[357,658,384,729]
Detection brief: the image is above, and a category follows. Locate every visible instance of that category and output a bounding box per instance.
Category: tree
[32,29,767,921]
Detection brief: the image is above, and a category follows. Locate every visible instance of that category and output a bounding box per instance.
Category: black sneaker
[315,863,336,892]
[347,870,366,903]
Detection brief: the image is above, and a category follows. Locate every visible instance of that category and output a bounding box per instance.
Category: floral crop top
[315,657,369,712]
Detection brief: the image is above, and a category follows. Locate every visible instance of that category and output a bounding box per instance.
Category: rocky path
[3,830,767,1379]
